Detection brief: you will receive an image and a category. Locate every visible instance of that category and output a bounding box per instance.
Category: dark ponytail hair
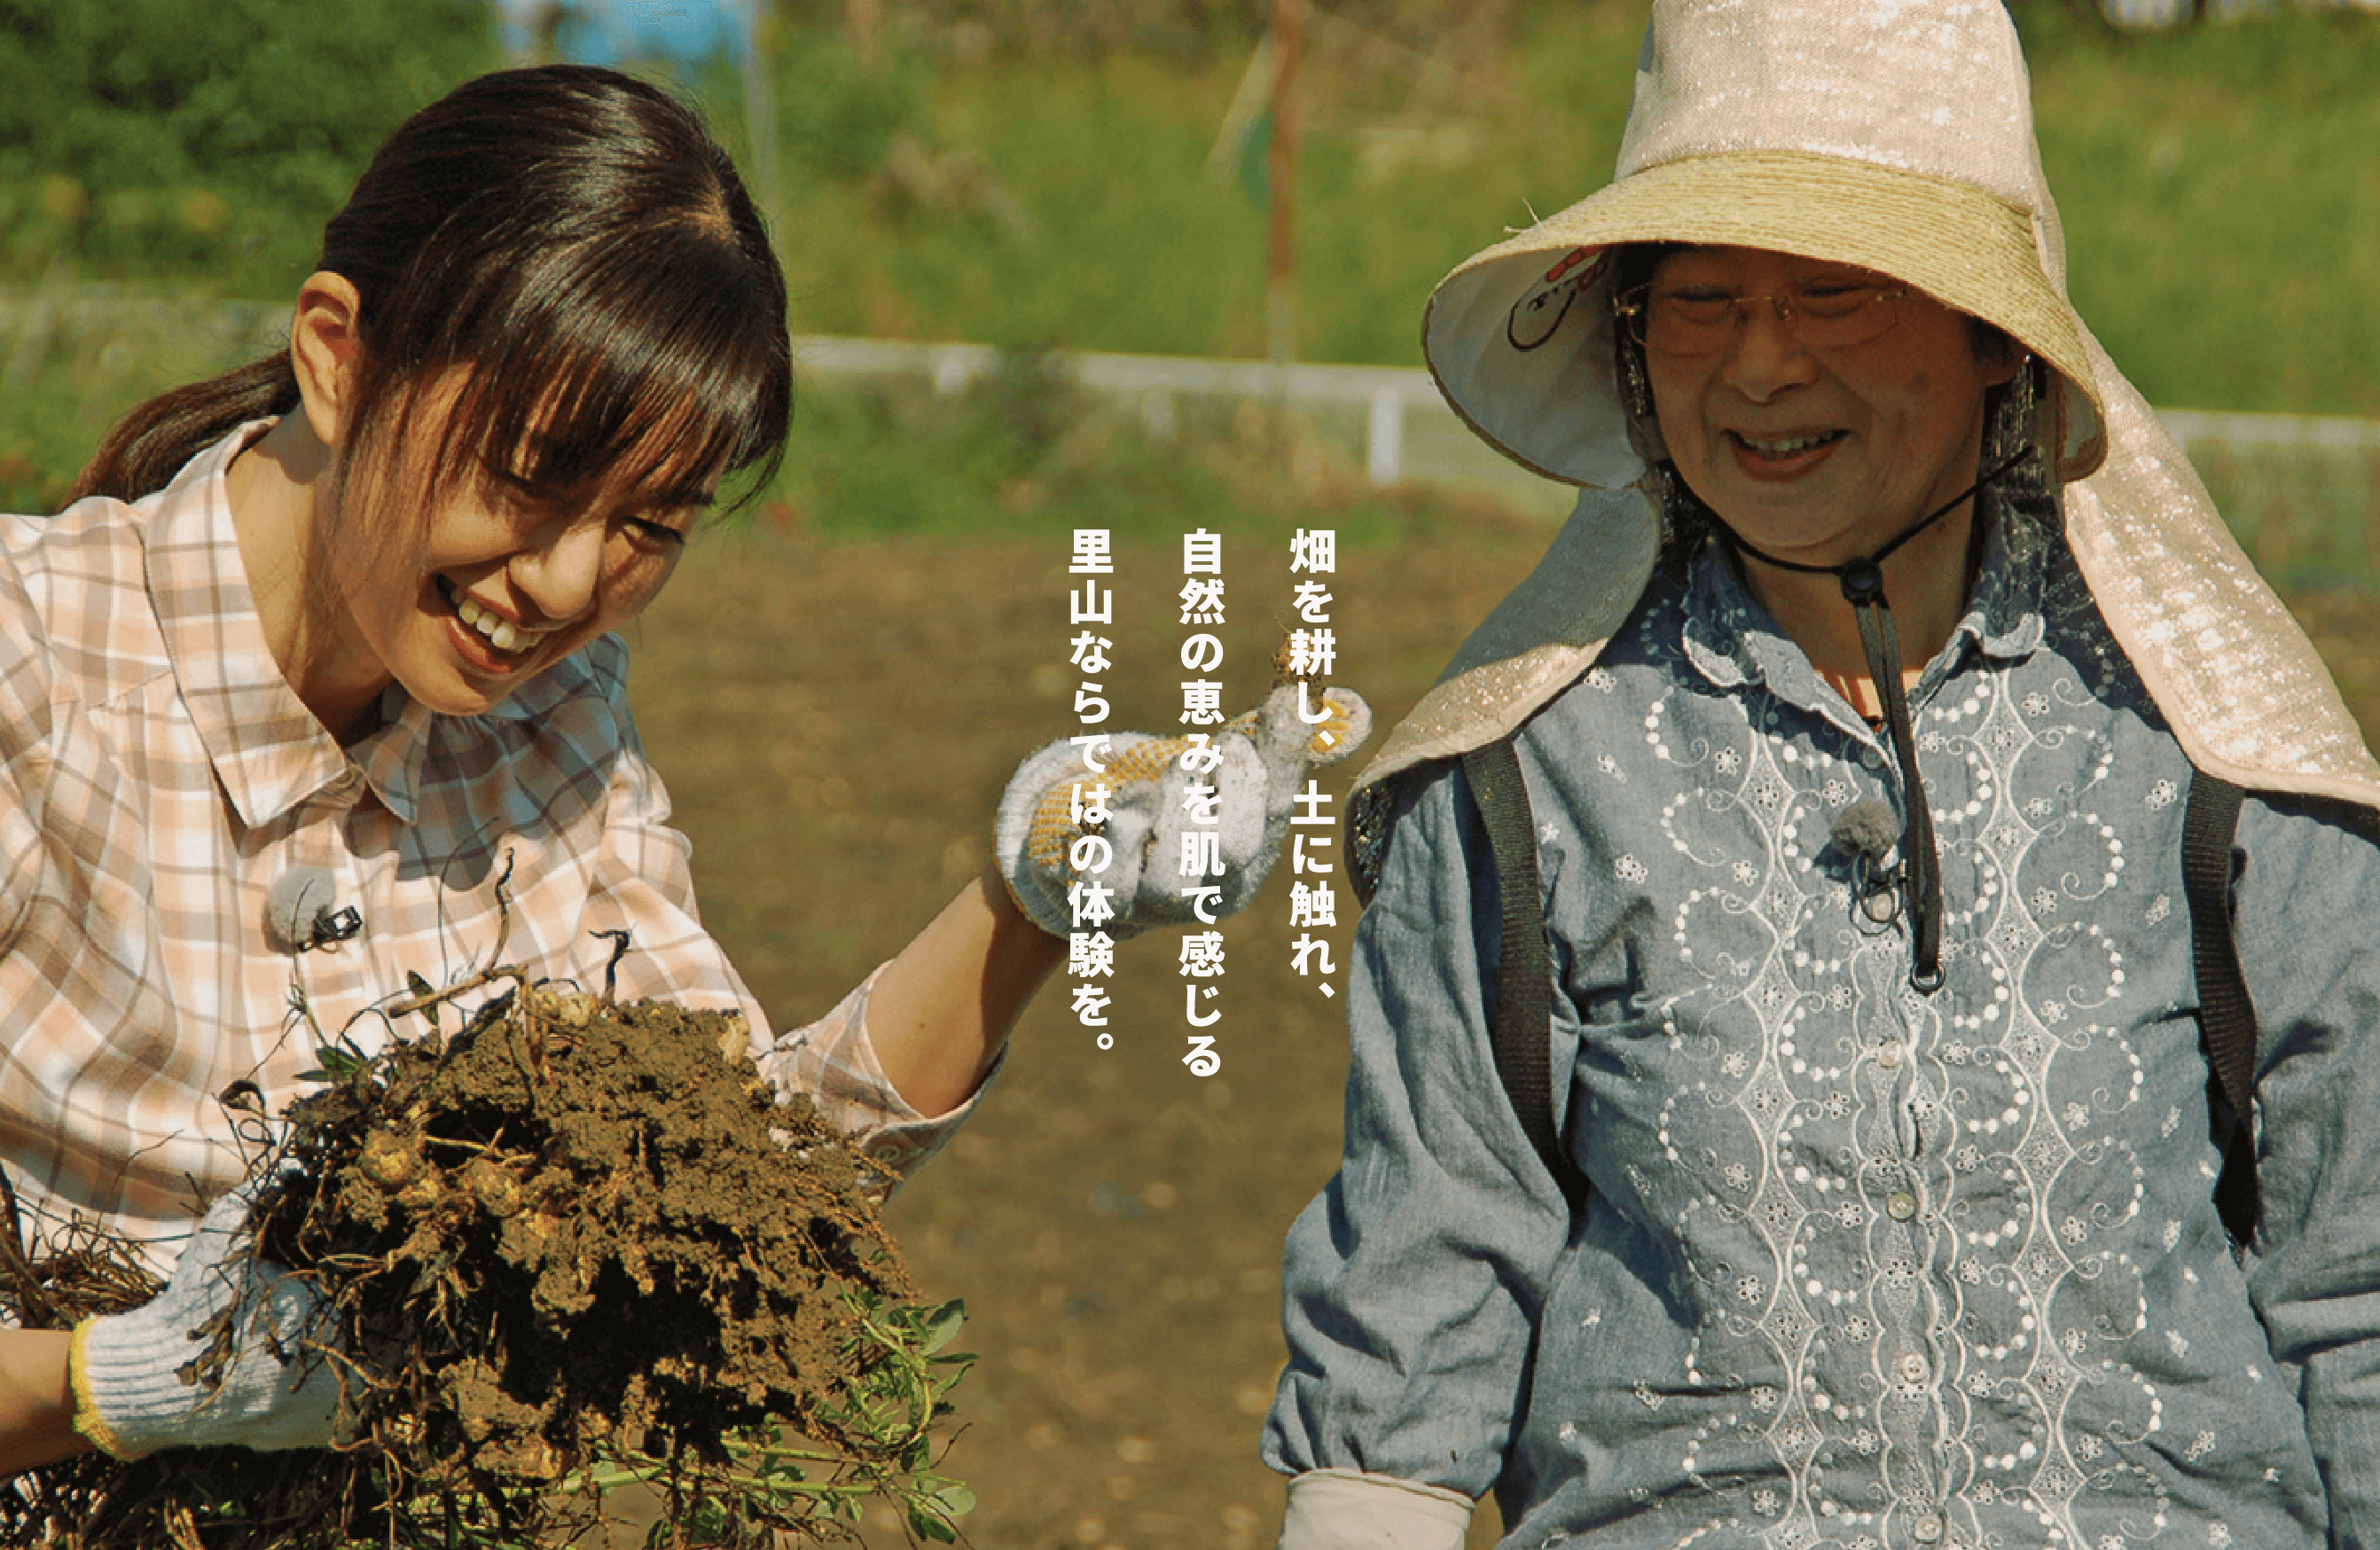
[72,66,791,510]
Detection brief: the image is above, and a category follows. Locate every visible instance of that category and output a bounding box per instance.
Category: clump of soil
[0,982,969,1550]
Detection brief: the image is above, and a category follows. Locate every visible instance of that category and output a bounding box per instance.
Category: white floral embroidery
[1377,551,2290,1550]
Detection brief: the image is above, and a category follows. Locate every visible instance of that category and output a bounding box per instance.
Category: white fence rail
[6,286,2375,586]
[797,334,2380,588]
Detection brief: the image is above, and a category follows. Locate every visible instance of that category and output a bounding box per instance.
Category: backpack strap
[1459,740,1591,1212]
[2183,768,2260,1246]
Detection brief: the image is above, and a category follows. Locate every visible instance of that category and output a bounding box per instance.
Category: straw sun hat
[1354,0,2380,827]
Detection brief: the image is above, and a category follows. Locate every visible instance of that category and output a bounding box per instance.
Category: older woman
[1264,4,2380,1548]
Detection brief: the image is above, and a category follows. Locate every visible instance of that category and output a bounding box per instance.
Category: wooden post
[742,0,783,246]
[1266,0,1301,387]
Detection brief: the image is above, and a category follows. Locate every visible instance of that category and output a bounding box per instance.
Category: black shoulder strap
[1459,740,1590,1212]
[2183,768,2260,1245]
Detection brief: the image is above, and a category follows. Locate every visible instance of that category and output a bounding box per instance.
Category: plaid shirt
[0,428,965,1268]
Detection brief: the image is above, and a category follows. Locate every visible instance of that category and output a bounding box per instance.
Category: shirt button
[1887,1191,1918,1222]
[1912,1514,1945,1544]
[1899,1353,1930,1384]
[1878,1039,1906,1069]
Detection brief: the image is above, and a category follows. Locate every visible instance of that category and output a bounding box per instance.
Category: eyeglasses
[1614,280,1909,355]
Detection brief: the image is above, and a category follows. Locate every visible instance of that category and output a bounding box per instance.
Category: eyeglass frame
[1611,279,1912,356]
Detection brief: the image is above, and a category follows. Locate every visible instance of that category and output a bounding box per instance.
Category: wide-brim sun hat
[1353,0,2380,826]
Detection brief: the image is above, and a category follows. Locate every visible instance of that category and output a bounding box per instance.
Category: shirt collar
[1678,491,2049,725]
[145,426,436,827]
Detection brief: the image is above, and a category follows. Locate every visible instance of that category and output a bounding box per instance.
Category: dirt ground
[625,512,2380,1550]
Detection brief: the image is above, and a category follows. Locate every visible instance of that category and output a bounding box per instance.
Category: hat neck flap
[1354,484,1661,799]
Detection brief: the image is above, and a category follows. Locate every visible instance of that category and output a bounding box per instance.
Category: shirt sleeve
[1263,761,1571,1499]
[2234,794,2380,1546]
[570,658,994,1189]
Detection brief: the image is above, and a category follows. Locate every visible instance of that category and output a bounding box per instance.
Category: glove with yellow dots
[995,682,1371,941]
[70,1185,350,1459]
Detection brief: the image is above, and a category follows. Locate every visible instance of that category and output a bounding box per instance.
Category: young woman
[1266,3,2380,1546]
[0,64,1358,1473]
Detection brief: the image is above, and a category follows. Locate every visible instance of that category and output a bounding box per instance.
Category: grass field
[5,3,2376,416]
[740,4,2380,415]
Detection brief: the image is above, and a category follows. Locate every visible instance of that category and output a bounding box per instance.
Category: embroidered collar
[1679,492,2048,730]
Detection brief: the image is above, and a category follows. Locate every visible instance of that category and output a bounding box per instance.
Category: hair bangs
[409,218,788,517]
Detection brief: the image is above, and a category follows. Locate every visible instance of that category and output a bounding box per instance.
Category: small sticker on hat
[1507,247,1605,353]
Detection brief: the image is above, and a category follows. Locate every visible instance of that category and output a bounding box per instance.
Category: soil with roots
[0,986,951,1550]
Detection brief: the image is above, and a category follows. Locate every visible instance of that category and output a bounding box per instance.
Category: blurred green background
[2,0,2376,560]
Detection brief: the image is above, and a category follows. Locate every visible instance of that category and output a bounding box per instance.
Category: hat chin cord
[1710,449,2027,994]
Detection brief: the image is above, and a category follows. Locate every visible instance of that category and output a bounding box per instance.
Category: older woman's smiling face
[1643,246,2015,569]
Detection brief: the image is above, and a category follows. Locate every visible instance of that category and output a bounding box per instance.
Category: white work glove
[70,1186,348,1459]
[1277,1468,1475,1549]
[997,682,1371,940]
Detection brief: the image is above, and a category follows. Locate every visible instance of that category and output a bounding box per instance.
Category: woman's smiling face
[1643,245,2015,568]
[323,389,709,722]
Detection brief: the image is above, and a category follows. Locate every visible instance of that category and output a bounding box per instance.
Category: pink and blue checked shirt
[0,428,967,1267]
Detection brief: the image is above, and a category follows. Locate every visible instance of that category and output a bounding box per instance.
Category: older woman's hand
[995,682,1370,941]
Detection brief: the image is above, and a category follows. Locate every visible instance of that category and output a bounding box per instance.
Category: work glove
[70,1185,348,1459]
[996,681,1370,941]
[1277,1468,1474,1550]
